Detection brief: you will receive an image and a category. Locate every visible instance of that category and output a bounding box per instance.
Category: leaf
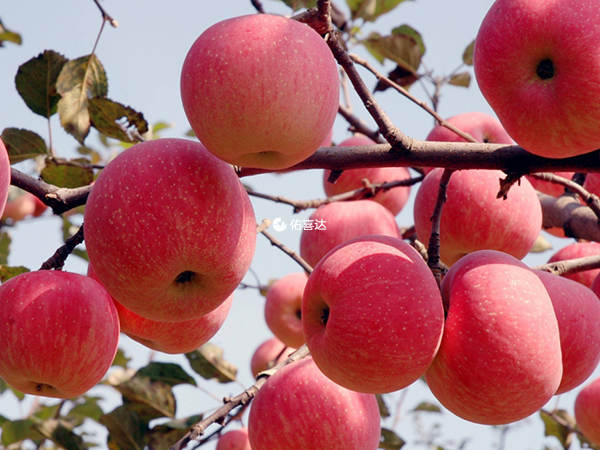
[72,248,89,262]
[32,403,63,421]
[0,378,24,401]
[0,266,30,283]
[0,18,22,47]
[0,231,10,265]
[376,394,391,418]
[34,419,87,450]
[531,233,553,253]
[362,25,424,76]
[112,348,131,368]
[99,406,148,450]
[1,128,50,163]
[66,396,104,424]
[147,415,202,450]
[185,343,237,384]
[136,362,197,387]
[379,428,406,449]
[374,65,418,92]
[56,54,108,144]
[41,157,94,188]
[114,376,176,422]
[88,98,148,143]
[463,40,475,66]
[15,50,68,117]
[540,410,574,450]
[412,401,442,413]
[448,72,471,88]
[1,420,43,446]
[347,0,411,22]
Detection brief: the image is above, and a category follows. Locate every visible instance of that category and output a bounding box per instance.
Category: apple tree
[1,0,600,449]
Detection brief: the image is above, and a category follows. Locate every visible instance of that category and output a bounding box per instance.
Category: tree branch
[39,226,85,271]
[92,0,118,27]
[260,229,314,274]
[427,169,453,286]
[337,104,385,143]
[533,254,600,278]
[539,193,600,241]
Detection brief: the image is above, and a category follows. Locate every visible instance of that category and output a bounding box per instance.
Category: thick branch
[533,254,600,277]
[539,193,600,241]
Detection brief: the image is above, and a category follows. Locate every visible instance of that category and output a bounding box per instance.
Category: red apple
[575,377,600,445]
[181,14,339,170]
[0,139,10,219]
[0,270,120,398]
[248,357,381,450]
[84,138,256,322]
[425,250,562,425]
[216,428,252,450]
[303,235,444,394]
[547,242,600,288]
[299,200,400,269]
[323,136,412,215]
[426,111,513,144]
[88,264,231,354]
[2,188,37,223]
[534,270,600,394]
[265,272,307,348]
[414,168,542,266]
[474,0,600,158]
[250,337,296,379]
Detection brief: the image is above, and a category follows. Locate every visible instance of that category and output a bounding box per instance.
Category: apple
[303,235,444,394]
[216,428,252,450]
[426,111,513,145]
[250,337,296,379]
[84,138,256,322]
[0,270,120,398]
[425,250,562,425]
[265,272,307,348]
[414,168,542,266]
[0,138,10,219]
[88,264,231,354]
[575,377,600,445]
[181,14,339,170]
[322,136,412,215]
[534,270,600,394]
[248,356,381,450]
[547,242,600,288]
[299,200,400,269]
[2,188,48,223]
[474,0,600,158]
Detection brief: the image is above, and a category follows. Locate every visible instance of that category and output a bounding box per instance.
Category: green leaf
[463,40,475,66]
[362,26,423,75]
[99,406,148,450]
[136,362,197,387]
[1,128,50,163]
[0,378,25,401]
[412,401,442,413]
[540,410,574,450]
[393,25,425,57]
[72,248,89,262]
[88,98,148,143]
[0,266,30,283]
[114,376,176,422]
[347,0,411,22]
[41,157,94,188]
[0,231,11,265]
[376,394,391,418]
[32,403,63,421]
[274,0,317,11]
[15,50,68,117]
[1,420,43,446]
[379,428,406,449]
[185,128,196,137]
[448,72,471,88]
[34,419,87,450]
[147,415,202,450]
[0,18,22,47]
[112,348,131,369]
[56,54,108,144]
[66,396,104,424]
[185,343,238,384]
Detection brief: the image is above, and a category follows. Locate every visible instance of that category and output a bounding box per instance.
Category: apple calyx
[536,59,554,80]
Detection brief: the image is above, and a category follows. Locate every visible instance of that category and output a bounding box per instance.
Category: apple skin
[250,337,296,379]
[425,250,562,425]
[575,377,600,445]
[84,138,256,322]
[88,264,231,354]
[0,139,12,218]
[303,235,444,394]
[547,242,600,288]
[0,270,120,398]
[181,14,339,170]
[474,0,600,158]
[414,168,542,266]
[216,428,252,450]
[426,111,513,145]
[248,357,381,450]
[2,189,48,223]
[534,270,600,394]
[323,136,412,215]
[265,273,307,348]
[299,200,400,269]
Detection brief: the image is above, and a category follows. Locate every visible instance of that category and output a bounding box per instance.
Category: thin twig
[427,169,454,286]
[260,229,314,274]
[39,226,85,271]
[533,254,600,277]
[250,0,266,13]
[338,104,385,143]
[92,0,118,27]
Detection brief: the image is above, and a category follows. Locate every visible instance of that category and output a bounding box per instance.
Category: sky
[0,0,596,449]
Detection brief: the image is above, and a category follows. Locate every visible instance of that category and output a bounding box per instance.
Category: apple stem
[427,169,454,286]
